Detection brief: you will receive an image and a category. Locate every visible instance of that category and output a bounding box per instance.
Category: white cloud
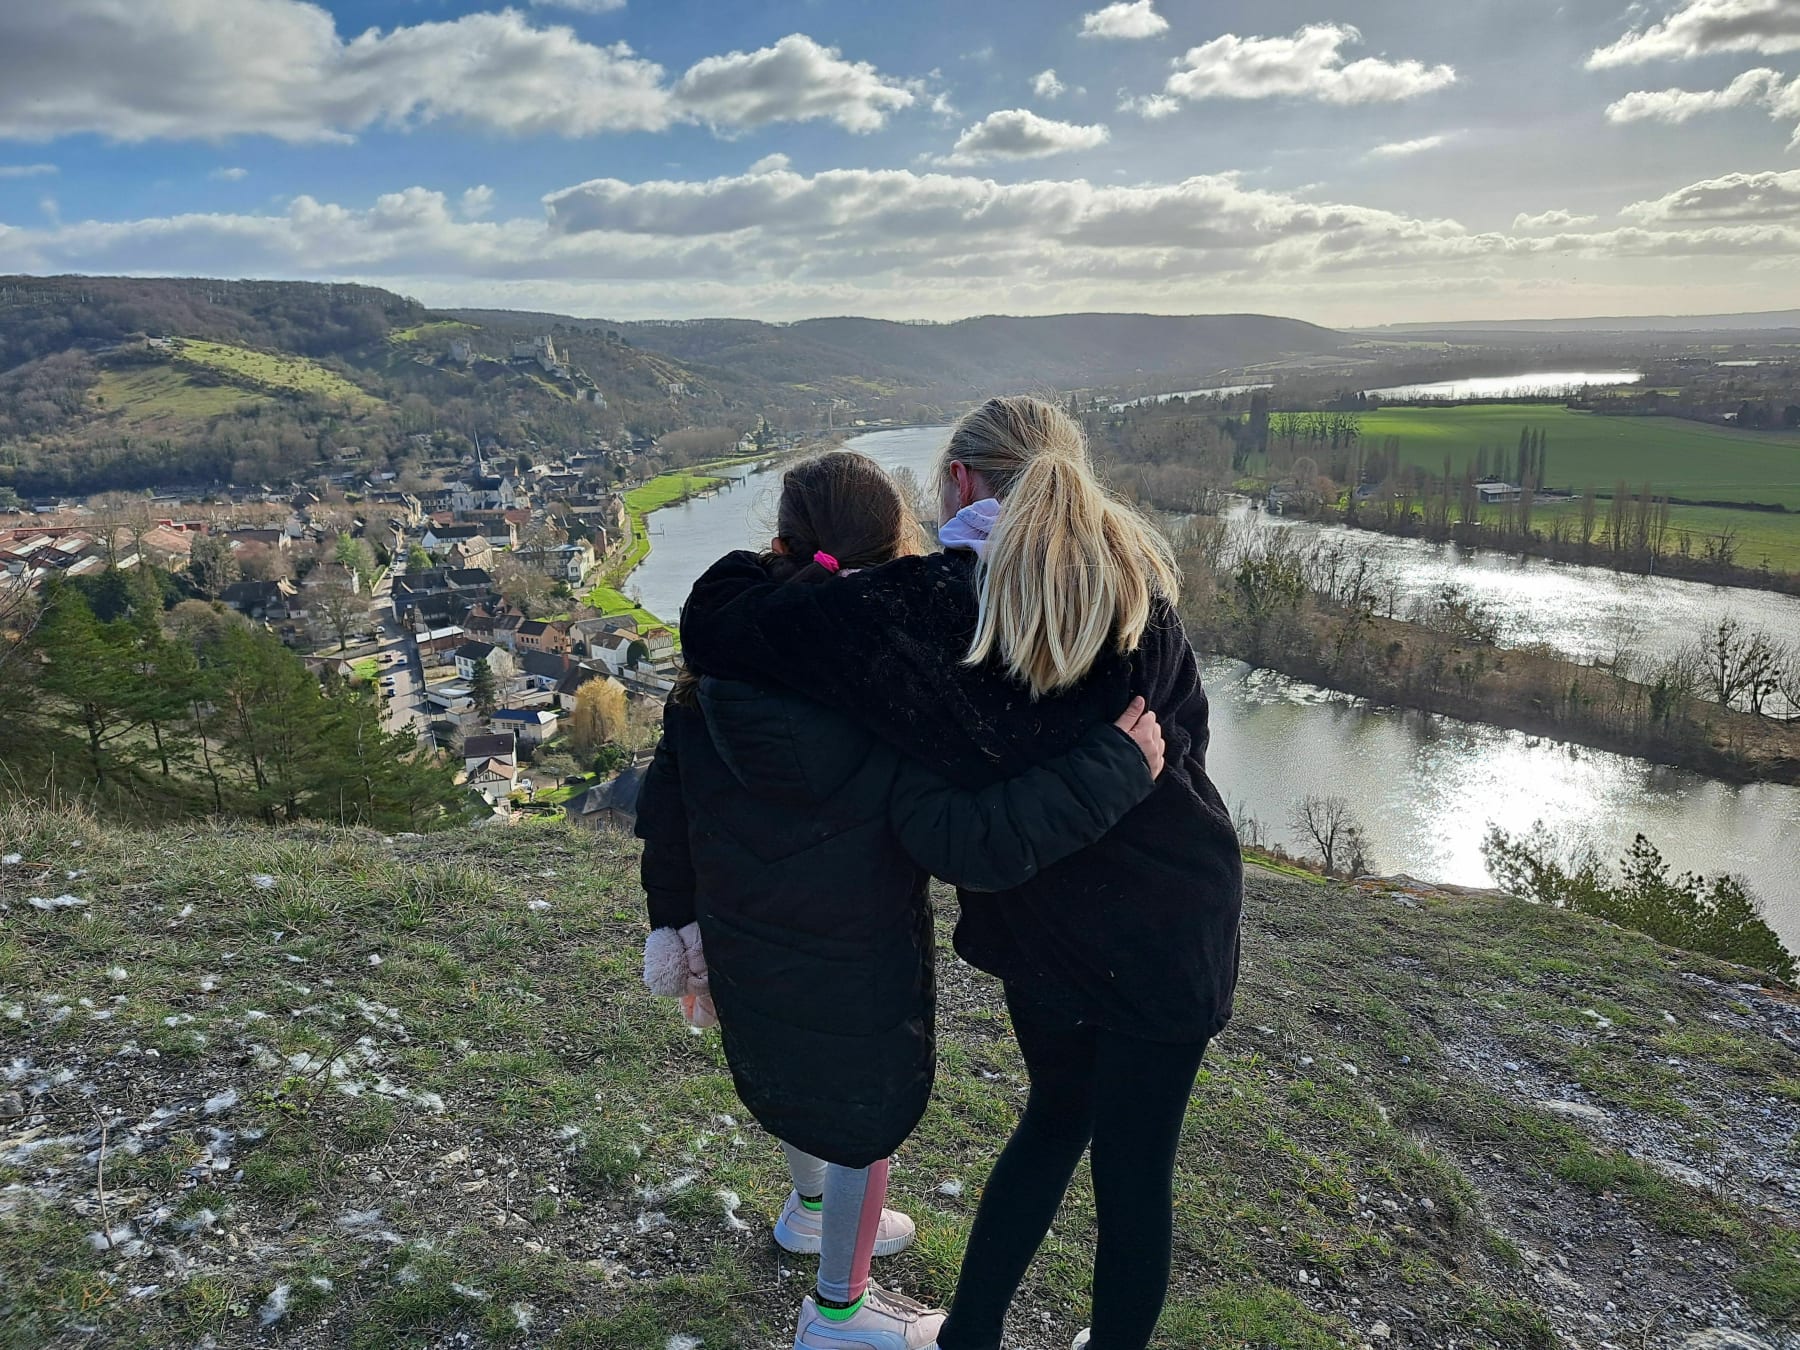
[1606,68,1787,123]
[1588,0,1800,68]
[460,185,496,219]
[0,3,919,144]
[0,164,58,179]
[1367,134,1449,158]
[1513,208,1599,231]
[939,110,1110,165]
[0,1,673,143]
[1032,69,1066,99]
[1624,168,1800,222]
[529,0,627,11]
[748,153,792,175]
[1081,2,1169,41]
[210,166,249,181]
[4,167,1796,323]
[672,34,914,134]
[1118,92,1182,120]
[1165,25,1456,106]
[1606,68,1800,143]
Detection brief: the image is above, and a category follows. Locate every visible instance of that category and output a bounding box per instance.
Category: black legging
[936,988,1210,1350]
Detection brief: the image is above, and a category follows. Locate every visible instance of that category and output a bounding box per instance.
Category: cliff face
[1,804,1795,1349]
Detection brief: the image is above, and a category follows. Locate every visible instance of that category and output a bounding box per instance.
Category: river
[1224,501,1800,669]
[629,426,1800,951]
[1366,370,1643,400]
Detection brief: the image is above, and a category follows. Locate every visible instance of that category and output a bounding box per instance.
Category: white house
[587,631,642,674]
[454,640,514,684]
[492,707,559,747]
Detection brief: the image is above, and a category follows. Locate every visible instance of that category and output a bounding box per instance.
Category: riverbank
[585,448,805,625]
[1311,502,1800,597]
[3,803,1795,1347]
[1187,585,1800,787]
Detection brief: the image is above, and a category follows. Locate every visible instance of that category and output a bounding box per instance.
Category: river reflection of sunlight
[1203,660,1800,952]
[1225,501,1800,669]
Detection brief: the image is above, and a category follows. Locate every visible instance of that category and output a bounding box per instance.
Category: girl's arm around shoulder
[887,715,1156,893]
[1142,599,1211,771]
[634,699,698,932]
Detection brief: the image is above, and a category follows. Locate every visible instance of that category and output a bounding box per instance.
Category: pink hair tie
[813,551,840,573]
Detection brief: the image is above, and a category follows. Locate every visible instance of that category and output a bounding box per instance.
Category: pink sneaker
[773,1190,917,1257]
[791,1284,946,1350]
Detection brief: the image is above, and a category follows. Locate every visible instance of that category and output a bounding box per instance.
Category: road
[370,558,427,739]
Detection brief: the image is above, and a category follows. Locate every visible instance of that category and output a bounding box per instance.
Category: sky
[0,0,1798,326]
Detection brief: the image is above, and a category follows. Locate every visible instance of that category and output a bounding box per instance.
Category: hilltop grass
[2,802,1795,1348]
[88,367,264,433]
[389,321,477,344]
[172,339,379,410]
[1348,405,1800,510]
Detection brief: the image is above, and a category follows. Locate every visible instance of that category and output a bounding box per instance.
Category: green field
[580,584,665,632]
[89,366,264,431]
[1351,405,1800,508]
[174,339,379,409]
[1527,498,1800,573]
[622,472,725,515]
[1333,404,1800,572]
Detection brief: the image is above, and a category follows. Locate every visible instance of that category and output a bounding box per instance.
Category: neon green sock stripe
[799,1196,823,1212]
[815,1295,865,1322]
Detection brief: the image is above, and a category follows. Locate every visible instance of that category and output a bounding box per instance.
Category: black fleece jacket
[678,549,1243,1045]
[635,676,1155,1167]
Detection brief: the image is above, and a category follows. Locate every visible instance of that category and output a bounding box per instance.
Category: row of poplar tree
[21,566,467,828]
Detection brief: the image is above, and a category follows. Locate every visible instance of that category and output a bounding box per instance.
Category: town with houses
[0,417,709,824]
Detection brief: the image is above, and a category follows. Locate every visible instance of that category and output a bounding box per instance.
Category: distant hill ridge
[1370,308,1800,334]
[448,309,1349,397]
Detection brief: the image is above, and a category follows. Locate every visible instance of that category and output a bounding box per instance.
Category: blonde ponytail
[942,396,1179,698]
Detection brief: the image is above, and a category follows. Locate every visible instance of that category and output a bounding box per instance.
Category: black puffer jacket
[679,550,1244,1046]
[635,676,1156,1167]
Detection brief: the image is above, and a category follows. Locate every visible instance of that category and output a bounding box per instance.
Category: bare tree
[0,572,40,679]
[495,554,556,617]
[309,568,363,652]
[1776,643,1800,724]
[1697,617,1756,711]
[568,677,628,760]
[1288,794,1366,878]
[1741,629,1783,718]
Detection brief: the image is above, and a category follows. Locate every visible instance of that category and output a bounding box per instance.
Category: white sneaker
[792,1284,946,1350]
[774,1190,917,1257]
[1071,1332,1090,1349]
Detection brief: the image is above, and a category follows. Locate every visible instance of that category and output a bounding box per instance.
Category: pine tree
[314,691,464,829]
[34,580,146,785]
[469,658,499,716]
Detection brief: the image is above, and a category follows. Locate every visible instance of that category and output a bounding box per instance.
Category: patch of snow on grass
[27,894,86,910]
[718,1189,750,1232]
[259,1283,292,1326]
[203,1088,238,1115]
